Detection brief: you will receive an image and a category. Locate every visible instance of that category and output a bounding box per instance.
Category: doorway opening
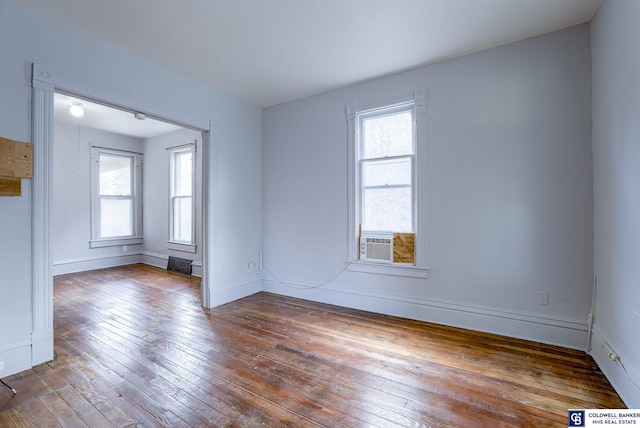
[52,93,206,282]
[31,63,212,366]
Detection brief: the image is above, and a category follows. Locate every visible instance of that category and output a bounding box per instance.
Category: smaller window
[169,145,195,247]
[90,147,143,248]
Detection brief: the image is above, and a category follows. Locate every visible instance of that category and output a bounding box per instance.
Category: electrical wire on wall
[587,275,597,352]
[262,262,353,290]
[603,342,640,393]
[590,276,640,394]
[614,358,640,393]
[247,254,353,290]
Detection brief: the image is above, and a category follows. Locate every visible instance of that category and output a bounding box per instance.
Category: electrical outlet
[247,261,253,272]
[123,245,128,252]
[537,292,548,305]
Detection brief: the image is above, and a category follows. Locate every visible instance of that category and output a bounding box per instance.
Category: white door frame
[31,63,213,365]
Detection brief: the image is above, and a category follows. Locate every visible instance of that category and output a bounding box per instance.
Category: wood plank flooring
[0,264,625,427]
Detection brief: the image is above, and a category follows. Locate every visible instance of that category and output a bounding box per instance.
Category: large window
[169,145,195,249]
[359,105,415,233]
[346,90,428,273]
[90,148,143,247]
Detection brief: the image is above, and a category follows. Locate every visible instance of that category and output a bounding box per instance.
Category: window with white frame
[359,105,415,233]
[90,147,143,248]
[169,144,195,249]
[347,90,428,273]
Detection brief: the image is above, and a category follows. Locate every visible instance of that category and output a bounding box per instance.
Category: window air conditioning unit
[360,232,394,263]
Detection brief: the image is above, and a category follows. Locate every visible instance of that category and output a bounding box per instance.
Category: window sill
[90,237,143,249]
[168,242,197,253]
[347,261,429,279]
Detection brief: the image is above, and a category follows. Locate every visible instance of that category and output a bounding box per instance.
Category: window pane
[363,187,412,232]
[173,197,192,242]
[100,154,132,196]
[174,151,192,196]
[363,110,412,159]
[363,157,411,187]
[100,198,132,237]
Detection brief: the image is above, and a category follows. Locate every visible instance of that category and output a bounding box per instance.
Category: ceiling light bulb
[69,102,84,117]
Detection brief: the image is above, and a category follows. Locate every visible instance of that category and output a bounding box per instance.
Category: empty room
[1,0,638,426]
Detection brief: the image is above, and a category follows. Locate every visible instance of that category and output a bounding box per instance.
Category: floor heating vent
[167,256,193,275]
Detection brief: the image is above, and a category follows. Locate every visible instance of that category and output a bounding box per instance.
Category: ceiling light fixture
[69,102,84,117]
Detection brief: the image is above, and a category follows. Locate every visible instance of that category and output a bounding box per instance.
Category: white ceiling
[54,93,182,139]
[17,0,600,108]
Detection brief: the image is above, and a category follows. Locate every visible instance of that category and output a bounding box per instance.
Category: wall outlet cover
[537,292,548,305]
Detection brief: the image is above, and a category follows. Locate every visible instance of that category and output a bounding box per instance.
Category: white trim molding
[31,63,55,366]
[346,261,429,279]
[209,279,262,308]
[262,279,590,351]
[589,327,640,407]
[0,336,33,377]
[141,251,203,277]
[168,242,197,253]
[52,253,143,276]
[52,252,205,277]
[202,126,214,306]
[414,89,428,267]
[90,238,144,248]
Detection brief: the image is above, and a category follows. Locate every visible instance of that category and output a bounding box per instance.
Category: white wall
[0,0,262,377]
[52,123,144,274]
[591,0,640,408]
[142,128,204,275]
[262,25,593,350]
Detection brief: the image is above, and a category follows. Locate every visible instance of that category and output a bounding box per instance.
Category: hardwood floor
[0,264,624,427]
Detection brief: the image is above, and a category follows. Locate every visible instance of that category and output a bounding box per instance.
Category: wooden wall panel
[0,177,22,196]
[0,137,33,179]
[393,233,415,264]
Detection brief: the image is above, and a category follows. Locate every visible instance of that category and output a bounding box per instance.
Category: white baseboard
[0,336,34,378]
[589,327,640,408]
[31,329,54,366]
[140,252,165,269]
[52,253,143,275]
[262,280,589,351]
[141,251,203,277]
[209,279,262,308]
[52,251,204,277]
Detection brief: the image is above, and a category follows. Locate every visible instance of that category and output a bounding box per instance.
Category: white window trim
[167,143,196,251]
[90,237,143,248]
[168,242,197,253]
[347,262,429,279]
[346,89,429,276]
[90,147,144,248]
